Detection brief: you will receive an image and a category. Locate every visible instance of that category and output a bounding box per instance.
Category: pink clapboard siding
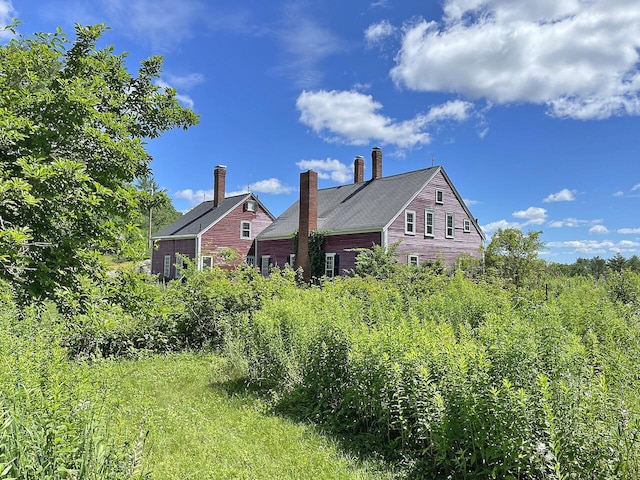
[200,202,273,268]
[387,170,483,265]
[153,238,196,278]
[256,238,295,268]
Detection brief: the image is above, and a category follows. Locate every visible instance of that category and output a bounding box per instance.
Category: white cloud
[156,79,195,110]
[547,239,640,255]
[296,90,473,148]
[164,73,205,90]
[274,3,343,88]
[99,0,204,51]
[632,183,640,191]
[390,1,640,120]
[296,158,351,184]
[512,206,547,225]
[618,228,640,234]
[589,225,609,234]
[365,20,396,47]
[481,219,521,233]
[174,178,292,207]
[543,188,576,203]
[463,198,480,206]
[174,188,212,205]
[614,191,625,197]
[0,0,15,40]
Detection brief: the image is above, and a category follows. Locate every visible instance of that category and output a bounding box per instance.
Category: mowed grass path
[92,353,396,479]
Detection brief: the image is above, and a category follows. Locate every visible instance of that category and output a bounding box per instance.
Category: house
[256,147,485,279]
[151,165,275,279]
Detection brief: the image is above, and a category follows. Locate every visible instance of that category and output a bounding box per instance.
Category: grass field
[92,353,398,479]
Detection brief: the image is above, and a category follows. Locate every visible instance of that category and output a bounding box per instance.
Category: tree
[607,253,628,272]
[348,241,401,279]
[0,23,198,299]
[135,174,181,252]
[484,228,544,287]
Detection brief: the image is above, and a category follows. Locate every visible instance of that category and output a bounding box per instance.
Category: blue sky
[3,0,640,264]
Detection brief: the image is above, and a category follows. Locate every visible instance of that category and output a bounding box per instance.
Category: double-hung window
[241,221,251,239]
[325,253,336,278]
[436,190,444,204]
[463,219,471,233]
[163,255,171,278]
[446,213,455,239]
[425,210,434,237]
[405,210,416,235]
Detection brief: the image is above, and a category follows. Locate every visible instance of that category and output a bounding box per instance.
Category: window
[408,254,419,266]
[425,210,434,237]
[436,189,444,204]
[241,221,251,239]
[201,256,213,270]
[325,253,336,278]
[287,253,296,267]
[446,213,455,239]
[261,255,270,276]
[405,210,416,235]
[244,200,256,212]
[463,219,471,233]
[245,255,255,266]
[163,255,171,278]
[175,253,186,278]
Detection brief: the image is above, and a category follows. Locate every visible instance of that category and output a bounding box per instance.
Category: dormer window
[436,190,444,204]
[244,200,256,212]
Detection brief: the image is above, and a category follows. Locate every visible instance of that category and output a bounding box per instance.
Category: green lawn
[93,353,397,479]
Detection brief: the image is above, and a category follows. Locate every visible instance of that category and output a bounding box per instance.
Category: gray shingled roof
[258,167,440,239]
[153,194,250,238]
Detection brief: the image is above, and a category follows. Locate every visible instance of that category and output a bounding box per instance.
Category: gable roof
[258,166,485,241]
[153,193,274,239]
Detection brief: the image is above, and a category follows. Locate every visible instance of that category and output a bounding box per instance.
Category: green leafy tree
[0,23,197,299]
[607,252,628,272]
[348,241,401,279]
[484,228,544,287]
[135,174,181,252]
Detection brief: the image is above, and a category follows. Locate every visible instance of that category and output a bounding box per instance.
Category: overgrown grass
[91,352,399,479]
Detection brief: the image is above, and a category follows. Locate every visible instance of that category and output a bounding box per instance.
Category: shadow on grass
[210,376,433,480]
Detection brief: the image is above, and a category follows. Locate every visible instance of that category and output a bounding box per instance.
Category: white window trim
[408,254,419,266]
[201,255,213,270]
[405,210,416,235]
[163,254,171,277]
[446,213,455,239]
[241,221,251,239]
[424,209,435,237]
[175,253,185,279]
[436,189,444,204]
[463,219,471,233]
[325,253,336,278]
[245,255,255,266]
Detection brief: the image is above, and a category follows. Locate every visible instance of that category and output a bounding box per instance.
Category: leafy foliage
[485,228,545,287]
[0,23,197,300]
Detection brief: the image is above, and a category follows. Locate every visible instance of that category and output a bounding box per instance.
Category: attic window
[436,190,444,204]
[463,219,471,232]
[244,200,256,212]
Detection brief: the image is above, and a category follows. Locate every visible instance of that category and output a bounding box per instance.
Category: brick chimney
[213,165,226,207]
[354,156,364,183]
[371,147,382,180]
[295,170,318,281]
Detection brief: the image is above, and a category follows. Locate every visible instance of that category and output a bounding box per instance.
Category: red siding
[200,201,273,268]
[152,238,196,278]
[257,231,381,275]
[387,170,483,266]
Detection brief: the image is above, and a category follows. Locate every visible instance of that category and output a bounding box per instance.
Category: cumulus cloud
[296,90,473,148]
[614,191,625,197]
[512,207,547,225]
[548,217,592,228]
[618,228,640,234]
[164,73,205,90]
[390,0,640,120]
[543,188,576,203]
[547,239,640,255]
[480,219,520,233]
[175,178,292,206]
[632,183,640,191]
[296,158,351,183]
[365,20,396,47]
[589,225,609,234]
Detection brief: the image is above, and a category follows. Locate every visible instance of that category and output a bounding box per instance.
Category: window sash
[463,219,471,232]
[436,190,444,204]
[405,210,416,235]
[201,256,213,270]
[261,256,270,276]
[325,253,335,278]
[163,255,171,277]
[408,254,419,266]
[446,213,455,238]
[241,221,251,239]
[425,210,434,236]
